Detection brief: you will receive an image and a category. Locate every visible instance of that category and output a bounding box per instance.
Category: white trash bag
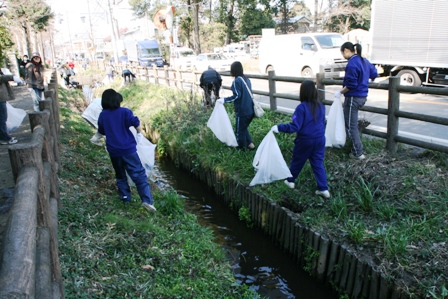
[325,96,346,148]
[6,102,27,133]
[82,85,94,104]
[126,127,157,184]
[206,101,238,147]
[249,131,292,186]
[81,98,102,128]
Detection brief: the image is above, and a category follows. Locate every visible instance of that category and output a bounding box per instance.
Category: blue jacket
[224,76,254,117]
[343,55,378,97]
[98,107,139,157]
[278,101,325,141]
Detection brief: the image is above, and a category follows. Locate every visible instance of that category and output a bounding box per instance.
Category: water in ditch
[153,158,338,299]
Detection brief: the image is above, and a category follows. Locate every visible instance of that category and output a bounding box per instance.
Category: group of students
[17,40,370,213]
[214,41,377,199]
[93,41,376,212]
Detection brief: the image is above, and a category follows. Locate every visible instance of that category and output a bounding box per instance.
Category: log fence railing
[0,70,64,299]
[111,62,448,154]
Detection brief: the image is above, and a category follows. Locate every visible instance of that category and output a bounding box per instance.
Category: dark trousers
[287,136,328,191]
[0,101,12,142]
[343,96,367,156]
[110,152,154,204]
[235,114,253,149]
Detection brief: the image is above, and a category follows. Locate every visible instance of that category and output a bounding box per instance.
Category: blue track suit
[277,101,328,191]
[98,107,154,205]
[343,54,378,156]
[224,76,255,149]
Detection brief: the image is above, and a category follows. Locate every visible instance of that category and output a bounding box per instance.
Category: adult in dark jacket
[25,52,45,111]
[218,61,255,150]
[335,42,378,160]
[0,69,18,145]
[199,66,222,101]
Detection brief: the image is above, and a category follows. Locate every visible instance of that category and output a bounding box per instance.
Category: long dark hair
[230,61,244,78]
[102,88,123,109]
[299,80,320,121]
[340,41,364,61]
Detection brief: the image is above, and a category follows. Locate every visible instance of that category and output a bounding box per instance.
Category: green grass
[57,88,259,299]
[59,79,448,299]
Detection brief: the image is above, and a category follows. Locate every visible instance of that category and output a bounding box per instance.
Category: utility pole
[107,0,119,63]
[86,0,95,61]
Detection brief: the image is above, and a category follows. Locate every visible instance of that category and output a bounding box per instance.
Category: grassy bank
[57,87,259,299]
[103,80,447,298]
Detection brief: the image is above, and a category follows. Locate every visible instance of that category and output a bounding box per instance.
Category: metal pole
[107,0,119,64]
[86,0,95,61]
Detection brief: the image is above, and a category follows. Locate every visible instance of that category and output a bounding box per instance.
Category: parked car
[194,53,233,72]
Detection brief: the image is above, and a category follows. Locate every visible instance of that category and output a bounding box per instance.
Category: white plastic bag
[325,96,346,148]
[6,102,27,133]
[81,98,102,128]
[127,127,157,184]
[206,101,238,147]
[249,131,292,186]
[82,85,94,104]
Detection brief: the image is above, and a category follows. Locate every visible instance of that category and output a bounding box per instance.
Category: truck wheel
[301,67,313,78]
[397,70,421,86]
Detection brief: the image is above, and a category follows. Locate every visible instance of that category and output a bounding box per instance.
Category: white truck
[369,0,448,86]
[258,29,347,78]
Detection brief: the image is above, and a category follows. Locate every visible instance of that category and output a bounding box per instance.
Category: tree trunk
[192,0,201,53]
[226,0,235,44]
[314,0,318,32]
[23,25,32,57]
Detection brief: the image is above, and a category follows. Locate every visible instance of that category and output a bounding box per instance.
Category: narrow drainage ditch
[153,157,338,299]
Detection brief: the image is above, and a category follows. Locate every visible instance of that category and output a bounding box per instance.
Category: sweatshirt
[277,101,325,140]
[97,107,139,157]
[343,54,378,98]
[223,76,254,117]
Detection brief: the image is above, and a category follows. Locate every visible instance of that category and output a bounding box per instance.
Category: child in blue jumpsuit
[271,80,330,199]
[97,89,156,212]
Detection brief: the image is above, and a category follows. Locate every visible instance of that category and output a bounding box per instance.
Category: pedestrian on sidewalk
[0,69,18,145]
[96,88,156,213]
[25,52,45,112]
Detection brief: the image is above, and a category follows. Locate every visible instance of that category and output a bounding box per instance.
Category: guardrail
[0,70,64,299]
[111,63,448,154]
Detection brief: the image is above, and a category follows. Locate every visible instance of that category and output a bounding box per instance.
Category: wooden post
[0,167,38,299]
[29,111,60,206]
[153,67,159,85]
[164,66,170,87]
[386,76,400,153]
[193,69,199,93]
[176,68,182,89]
[39,100,60,167]
[268,70,277,111]
[316,73,325,102]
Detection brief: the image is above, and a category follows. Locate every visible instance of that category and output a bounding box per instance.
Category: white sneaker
[284,180,295,189]
[349,153,366,160]
[142,202,157,213]
[315,190,331,199]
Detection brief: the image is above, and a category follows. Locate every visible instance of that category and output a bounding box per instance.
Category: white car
[194,53,233,72]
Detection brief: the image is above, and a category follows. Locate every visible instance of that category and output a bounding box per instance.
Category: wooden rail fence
[0,70,64,299]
